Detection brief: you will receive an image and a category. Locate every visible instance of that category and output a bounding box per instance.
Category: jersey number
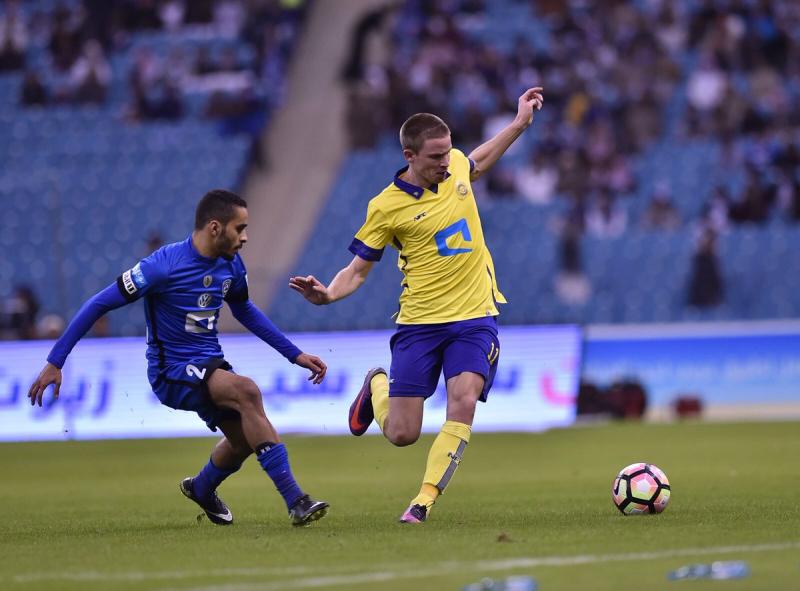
[434,218,473,256]
[185,310,217,334]
[186,364,207,380]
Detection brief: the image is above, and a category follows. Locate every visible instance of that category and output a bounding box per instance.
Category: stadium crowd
[345,0,800,228]
[3,0,800,337]
[4,0,306,128]
[0,0,307,340]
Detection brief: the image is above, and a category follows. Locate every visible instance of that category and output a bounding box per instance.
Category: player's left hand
[29,362,62,407]
[295,353,327,384]
[516,86,544,127]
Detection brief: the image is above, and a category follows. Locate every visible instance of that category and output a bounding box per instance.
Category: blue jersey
[47,235,301,374]
[117,236,248,370]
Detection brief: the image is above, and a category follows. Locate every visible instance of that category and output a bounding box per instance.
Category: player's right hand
[288,275,331,305]
[28,363,62,407]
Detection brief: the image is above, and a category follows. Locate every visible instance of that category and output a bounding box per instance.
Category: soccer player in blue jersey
[290,87,544,523]
[29,190,330,527]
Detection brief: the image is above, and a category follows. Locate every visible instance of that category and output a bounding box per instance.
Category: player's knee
[387,425,420,447]
[234,377,263,410]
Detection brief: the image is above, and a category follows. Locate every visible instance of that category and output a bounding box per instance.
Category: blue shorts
[148,357,239,432]
[389,316,500,401]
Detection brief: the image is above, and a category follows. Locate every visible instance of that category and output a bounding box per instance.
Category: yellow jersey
[348,148,506,324]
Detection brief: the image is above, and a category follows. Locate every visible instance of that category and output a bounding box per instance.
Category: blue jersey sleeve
[47,282,129,368]
[229,300,302,362]
[116,248,171,302]
[223,254,249,304]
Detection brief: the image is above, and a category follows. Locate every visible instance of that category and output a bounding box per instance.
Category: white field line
[10,541,799,589]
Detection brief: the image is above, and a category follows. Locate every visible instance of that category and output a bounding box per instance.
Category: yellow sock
[410,420,472,509]
[371,372,390,432]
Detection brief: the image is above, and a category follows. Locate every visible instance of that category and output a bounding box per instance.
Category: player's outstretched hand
[295,352,327,384]
[289,275,331,305]
[28,362,62,407]
[517,86,544,126]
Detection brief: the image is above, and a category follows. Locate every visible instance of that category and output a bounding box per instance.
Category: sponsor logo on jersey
[413,211,427,222]
[131,263,146,288]
[198,293,212,308]
[122,263,147,295]
[203,275,212,288]
[222,279,232,297]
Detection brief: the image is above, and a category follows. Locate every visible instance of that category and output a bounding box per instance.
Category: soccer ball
[612,463,671,515]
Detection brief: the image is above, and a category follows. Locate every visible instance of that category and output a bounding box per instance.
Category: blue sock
[256,442,304,510]
[193,457,240,500]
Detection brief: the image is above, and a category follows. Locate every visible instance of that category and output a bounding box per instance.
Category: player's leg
[401,318,499,523]
[349,367,425,445]
[206,369,328,525]
[387,325,442,445]
[180,418,250,525]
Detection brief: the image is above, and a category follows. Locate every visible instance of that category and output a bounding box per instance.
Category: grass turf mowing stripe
[11,541,799,589]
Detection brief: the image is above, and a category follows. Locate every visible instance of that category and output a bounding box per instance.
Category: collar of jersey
[187,235,218,264]
[393,166,451,199]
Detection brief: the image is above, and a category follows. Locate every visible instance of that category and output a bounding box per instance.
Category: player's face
[216,206,248,260]
[407,135,452,186]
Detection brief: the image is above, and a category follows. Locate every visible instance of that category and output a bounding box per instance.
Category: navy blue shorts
[389,316,500,401]
[149,357,240,432]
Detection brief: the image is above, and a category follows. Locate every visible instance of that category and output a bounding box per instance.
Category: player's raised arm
[468,86,544,181]
[289,255,374,305]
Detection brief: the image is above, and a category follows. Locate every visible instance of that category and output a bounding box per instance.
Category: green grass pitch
[3,421,799,590]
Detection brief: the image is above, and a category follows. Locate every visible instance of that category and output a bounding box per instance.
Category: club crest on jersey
[203,275,212,288]
[456,181,468,198]
[198,293,212,308]
[222,279,232,297]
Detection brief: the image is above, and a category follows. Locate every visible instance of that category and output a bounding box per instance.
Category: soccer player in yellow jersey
[290,86,544,523]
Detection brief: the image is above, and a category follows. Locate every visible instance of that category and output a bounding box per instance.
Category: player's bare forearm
[468,121,529,180]
[289,256,373,305]
[325,257,372,302]
[469,86,543,181]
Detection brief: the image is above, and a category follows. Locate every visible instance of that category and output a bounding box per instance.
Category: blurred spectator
[514,151,558,205]
[185,0,215,25]
[3,285,40,340]
[48,4,83,72]
[729,165,773,224]
[687,228,724,308]
[37,314,65,339]
[554,217,591,306]
[585,191,627,238]
[687,52,727,135]
[195,46,218,75]
[120,0,162,31]
[134,79,184,120]
[0,0,27,71]
[146,230,164,253]
[214,0,246,38]
[159,0,186,32]
[342,1,400,84]
[69,39,111,104]
[774,170,800,222]
[641,183,681,230]
[699,185,731,234]
[19,70,48,107]
[484,165,516,196]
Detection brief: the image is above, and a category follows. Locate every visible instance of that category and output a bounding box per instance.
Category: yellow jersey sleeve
[349,199,393,261]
